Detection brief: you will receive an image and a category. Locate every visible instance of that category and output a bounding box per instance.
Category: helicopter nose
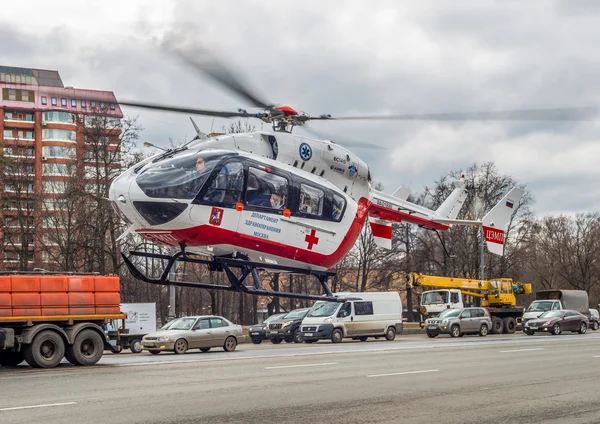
[109,172,137,226]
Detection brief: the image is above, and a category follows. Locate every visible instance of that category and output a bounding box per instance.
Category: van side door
[353,301,376,335]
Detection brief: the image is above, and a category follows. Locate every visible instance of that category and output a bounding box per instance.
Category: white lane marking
[500,348,545,353]
[593,356,600,358]
[0,402,77,412]
[367,369,439,378]
[265,362,337,370]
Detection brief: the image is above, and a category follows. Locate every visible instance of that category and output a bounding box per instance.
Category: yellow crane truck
[408,272,532,334]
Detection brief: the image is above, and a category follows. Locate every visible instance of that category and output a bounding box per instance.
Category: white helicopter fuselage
[110,132,373,271]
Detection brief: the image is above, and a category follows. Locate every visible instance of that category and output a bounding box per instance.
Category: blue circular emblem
[299,143,312,161]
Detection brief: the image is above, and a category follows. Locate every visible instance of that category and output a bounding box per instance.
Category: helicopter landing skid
[121,249,344,303]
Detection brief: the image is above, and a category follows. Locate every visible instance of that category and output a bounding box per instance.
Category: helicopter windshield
[136,152,224,199]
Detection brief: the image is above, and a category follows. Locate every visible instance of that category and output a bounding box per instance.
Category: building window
[43,163,68,176]
[25,114,33,121]
[61,98,67,107]
[42,128,76,141]
[81,100,86,108]
[8,89,16,101]
[110,103,115,110]
[5,112,12,120]
[42,145,75,158]
[91,101,96,108]
[43,111,75,124]
[42,96,47,105]
[43,181,67,194]
[51,97,57,106]
[100,102,105,109]
[25,131,34,139]
[3,129,12,138]
[17,131,24,138]
[71,99,77,107]
[21,90,29,101]
[26,148,34,156]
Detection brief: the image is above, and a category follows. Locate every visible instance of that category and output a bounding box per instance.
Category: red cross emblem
[304,229,319,250]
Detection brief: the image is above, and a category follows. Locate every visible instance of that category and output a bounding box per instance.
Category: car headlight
[282,322,292,328]
[323,317,333,324]
[543,321,552,326]
[158,336,170,342]
[441,319,448,325]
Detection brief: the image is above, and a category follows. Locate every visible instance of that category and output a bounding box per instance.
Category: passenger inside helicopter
[245,167,288,210]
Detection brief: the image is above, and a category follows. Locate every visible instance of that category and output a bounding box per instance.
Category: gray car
[425,307,492,338]
[141,315,243,354]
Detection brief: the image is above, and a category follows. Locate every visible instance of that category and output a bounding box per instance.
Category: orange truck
[0,272,127,368]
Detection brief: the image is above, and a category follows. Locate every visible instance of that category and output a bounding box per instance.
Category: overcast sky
[2,0,599,216]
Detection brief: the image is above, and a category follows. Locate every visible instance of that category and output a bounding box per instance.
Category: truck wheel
[450,325,461,338]
[492,317,504,334]
[69,330,104,366]
[578,322,587,334]
[0,351,25,367]
[129,339,143,354]
[174,339,188,354]
[25,331,65,369]
[385,327,396,341]
[479,324,489,337]
[331,329,343,343]
[592,321,599,331]
[223,336,237,352]
[552,323,561,335]
[502,317,516,334]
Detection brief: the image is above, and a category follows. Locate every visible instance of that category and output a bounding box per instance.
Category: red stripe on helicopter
[135,197,449,270]
[369,222,392,239]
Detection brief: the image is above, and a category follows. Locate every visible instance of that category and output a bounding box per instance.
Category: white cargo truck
[108,303,157,353]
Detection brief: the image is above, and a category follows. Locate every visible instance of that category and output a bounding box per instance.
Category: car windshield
[284,309,308,319]
[264,313,285,324]
[437,309,461,319]
[527,301,555,312]
[307,301,340,317]
[539,310,564,319]
[167,317,197,330]
[422,291,448,305]
[136,151,224,199]
[160,319,177,330]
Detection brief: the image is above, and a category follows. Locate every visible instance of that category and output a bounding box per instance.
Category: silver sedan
[141,315,243,354]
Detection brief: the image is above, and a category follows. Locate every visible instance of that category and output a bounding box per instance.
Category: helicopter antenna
[210,118,215,134]
[189,117,208,140]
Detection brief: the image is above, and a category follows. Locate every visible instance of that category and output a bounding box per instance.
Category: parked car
[301,292,403,343]
[266,308,310,344]
[248,313,287,344]
[141,315,243,354]
[589,309,599,331]
[425,307,492,338]
[523,310,589,335]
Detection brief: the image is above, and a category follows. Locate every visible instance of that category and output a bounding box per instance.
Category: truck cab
[420,289,463,317]
[522,300,562,324]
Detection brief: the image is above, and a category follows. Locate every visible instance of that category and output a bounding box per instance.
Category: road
[1,332,600,424]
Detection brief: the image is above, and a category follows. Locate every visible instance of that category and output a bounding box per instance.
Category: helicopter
[102,51,593,302]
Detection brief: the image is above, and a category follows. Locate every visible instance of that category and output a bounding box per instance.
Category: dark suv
[266,308,310,344]
[248,313,287,344]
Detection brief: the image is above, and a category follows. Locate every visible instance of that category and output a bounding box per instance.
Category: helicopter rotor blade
[168,48,274,110]
[114,100,251,118]
[300,124,387,150]
[309,107,600,122]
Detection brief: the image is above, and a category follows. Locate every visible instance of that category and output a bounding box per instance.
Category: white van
[300,292,403,343]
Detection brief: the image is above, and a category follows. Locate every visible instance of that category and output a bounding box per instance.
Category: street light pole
[167,246,177,320]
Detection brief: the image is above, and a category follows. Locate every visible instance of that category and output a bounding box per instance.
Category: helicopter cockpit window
[332,193,346,221]
[246,167,288,211]
[299,184,324,217]
[136,152,221,199]
[200,161,244,207]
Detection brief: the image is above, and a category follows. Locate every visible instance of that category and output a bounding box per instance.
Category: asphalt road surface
[1,332,600,424]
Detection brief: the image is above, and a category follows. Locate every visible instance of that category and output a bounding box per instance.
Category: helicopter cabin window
[200,161,244,207]
[245,167,288,211]
[332,193,346,221]
[136,152,222,199]
[299,184,324,217]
